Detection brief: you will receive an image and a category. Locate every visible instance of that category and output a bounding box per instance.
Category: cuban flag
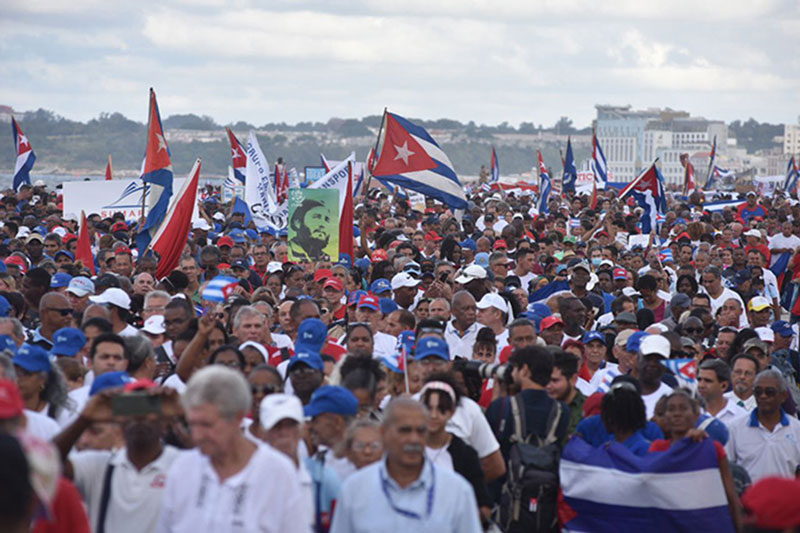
[150,159,201,279]
[563,136,578,193]
[320,153,332,173]
[680,153,696,196]
[136,89,174,253]
[783,156,799,195]
[704,135,717,189]
[528,279,570,304]
[490,146,500,183]
[591,131,608,184]
[561,437,735,533]
[706,165,734,190]
[275,162,289,205]
[202,275,240,302]
[662,358,696,388]
[370,111,467,210]
[619,161,666,235]
[658,248,674,263]
[537,151,552,214]
[11,117,36,191]
[225,127,247,185]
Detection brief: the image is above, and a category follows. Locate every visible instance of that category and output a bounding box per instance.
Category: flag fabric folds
[661,358,697,387]
[150,159,201,279]
[232,196,253,225]
[784,156,798,195]
[704,135,717,189]
[275,162,289,205]
[706,165,733,190]
[680,153,696,196]
[658,248,674,263]
[11,117,36,191]
[339,162,355,263]
[537,151,552,214]
[202,276,240,303]
[619,162,666,234]
[76,211,95,275]
[560,437,734,533]
[371,112,467,210]
[244,131,283,231]
[225,127,247,185]
[591,131,608,184]
[105,155,113,181]
[136,89,174,253]
[528,279,570,304]
[490,146,500,183]
[563,137,578,193]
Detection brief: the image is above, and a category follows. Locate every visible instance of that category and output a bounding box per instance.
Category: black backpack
[499,394,562,533]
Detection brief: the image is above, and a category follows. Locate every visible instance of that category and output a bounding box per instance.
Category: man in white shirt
[700,266,748,328]
[726,369,800,482]
[768,221,800,267]
[637,335,673,418]
[476,293,510,357]
[444,291,479,360]
[54,379,182,533]
[89,288,139,337]
[158,366,307,533]
[697,359,747,426]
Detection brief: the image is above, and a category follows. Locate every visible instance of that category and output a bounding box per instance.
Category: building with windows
[785,118,800,156]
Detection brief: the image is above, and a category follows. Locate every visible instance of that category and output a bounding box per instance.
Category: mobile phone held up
[112,392,163,417]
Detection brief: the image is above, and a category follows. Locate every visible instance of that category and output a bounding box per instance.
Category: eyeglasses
[251,384,281,395]
[351,440,383,452]
[289,366,318,376]
[685,328,703,334]
[47,307,73,316]
[754,386,778,397]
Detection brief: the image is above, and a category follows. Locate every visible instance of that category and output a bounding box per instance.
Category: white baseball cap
[89,288,131,310]
[67,276,95,297]
[260,393,304,431]
[476,293,508,314]
[212,212,226,222]
[142,315,166,335]
[744,229,761,238]
[192,219,211,231]
[267,261,283,274]
[755,326,775,343]
[639,334,670,358]
[454,264,487,284]
[391,272,421,291]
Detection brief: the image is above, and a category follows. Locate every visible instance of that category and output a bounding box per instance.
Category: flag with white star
[11,117,35,192]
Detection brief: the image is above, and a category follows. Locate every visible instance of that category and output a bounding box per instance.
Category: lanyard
[379,464,435,520]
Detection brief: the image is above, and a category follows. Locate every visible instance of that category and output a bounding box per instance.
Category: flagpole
[363,108,387,196]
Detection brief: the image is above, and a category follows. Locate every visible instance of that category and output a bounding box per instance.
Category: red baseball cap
[613,267,628,280]
[123,379,158,392]
[540,316,564,330]
[217,236,235,248]
[111,221,129,232]
[115,246,132,256]
[742,477,800,529]
[314,269,333,283]
[424,231,443,242]
[4,256,27,274]
[0,379,24,419]
[323,277,344,292]
[371,249,388,261]
[62,233,78,244]
[494,239,508,250]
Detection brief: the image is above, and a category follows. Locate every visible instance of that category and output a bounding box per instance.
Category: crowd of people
[1,179,800,532]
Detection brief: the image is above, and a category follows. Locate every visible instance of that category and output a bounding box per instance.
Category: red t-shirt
[33,478,91,533]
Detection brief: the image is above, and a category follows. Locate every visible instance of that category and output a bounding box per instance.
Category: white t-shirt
[768,233,800,266]
[444,321,479,361]
[119,324,141,337]
[157,444,307,533]
[72,445,180,533]
[704,287,749,328]
[425,443,455,471]
[162,374,186,394]
[23,409,60,440]
[642,382,673,419]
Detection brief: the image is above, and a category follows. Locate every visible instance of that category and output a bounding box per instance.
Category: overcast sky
[2,0,798,129]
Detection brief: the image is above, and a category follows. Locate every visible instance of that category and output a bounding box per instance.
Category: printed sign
[287,188,339,262]
[62,178,197,221]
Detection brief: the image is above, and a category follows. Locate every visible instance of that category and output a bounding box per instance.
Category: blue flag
[563,137,577,193]
[232,196,253,225]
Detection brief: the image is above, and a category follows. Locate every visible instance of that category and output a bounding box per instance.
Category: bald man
[31,292,74,349]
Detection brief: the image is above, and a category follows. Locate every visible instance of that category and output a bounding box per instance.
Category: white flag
[309,152,355,214]
[245,131,285,230]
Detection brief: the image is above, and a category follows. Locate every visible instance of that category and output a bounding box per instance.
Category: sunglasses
[754,386,778,398]
[251,384,281,395]
[48,308,73,317]
[685,328,703,334]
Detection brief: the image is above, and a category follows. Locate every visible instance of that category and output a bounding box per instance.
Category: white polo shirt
[157,444,307,533]
[724,391,757,412]
[72,445,180,533]
[444,321,479,360]
[726,410,800,482]
[705,398,748,427]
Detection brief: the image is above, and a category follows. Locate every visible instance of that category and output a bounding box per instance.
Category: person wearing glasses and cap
[29,292,73,350]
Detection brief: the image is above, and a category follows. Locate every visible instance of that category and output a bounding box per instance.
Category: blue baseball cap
[287,350,325,373]
[459,238,477,252]
[626,331,649,354]
[304,385,359,418]
[51,327,87,357]
[474,252,490,269]
[379,298,398,315]
[244,229,258,241]
[583,331,606,346]
[338,254,353,269]
[0,335,17,355]
[50,272,73,289]
[771,320,794,338]
[54,250,74,262]
[0,296,10,318]
[370,278,392,295]
[295,319,327,353]
[415,337,450,361]
[354,257,371,274]
[228,228,247,244]
[347,290,367,307]
[12,344,51,373]
[90,371,133,396]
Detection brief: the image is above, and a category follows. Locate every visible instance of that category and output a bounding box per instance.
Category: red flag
[275,162,289,205]
[339,161,355,263]
[76,211,95,275]
[680,153,696,195]
[105,154,113,181]
[150,159,201,279]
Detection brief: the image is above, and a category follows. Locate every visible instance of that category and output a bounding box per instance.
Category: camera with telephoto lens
[454,360,514,384]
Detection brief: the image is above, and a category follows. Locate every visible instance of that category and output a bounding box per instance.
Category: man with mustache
[331,397,482,532]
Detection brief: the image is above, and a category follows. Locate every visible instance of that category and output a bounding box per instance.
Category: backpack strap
[697,416,714,432]
[96,461,115,533]
[509,394,527,444]
[542,401,563,447]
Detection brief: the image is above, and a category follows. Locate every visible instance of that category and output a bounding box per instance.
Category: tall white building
[785,117,800,156]
[595,105,726,186]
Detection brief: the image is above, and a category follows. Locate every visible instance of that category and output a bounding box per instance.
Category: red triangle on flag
[372,114,437,176]
[144,89,172,174]
[76,211,95,275]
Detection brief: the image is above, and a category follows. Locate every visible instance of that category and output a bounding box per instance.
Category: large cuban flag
[619,161,666,234]
[11,117,36,191]
[783,156,798,195]
[560,437,735,533]
[371,112,467,210]
[136,89,174,253]
[225,127,247,187]
[591,131,608,184]
[537,150,552,214]
[563,136,577,193]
